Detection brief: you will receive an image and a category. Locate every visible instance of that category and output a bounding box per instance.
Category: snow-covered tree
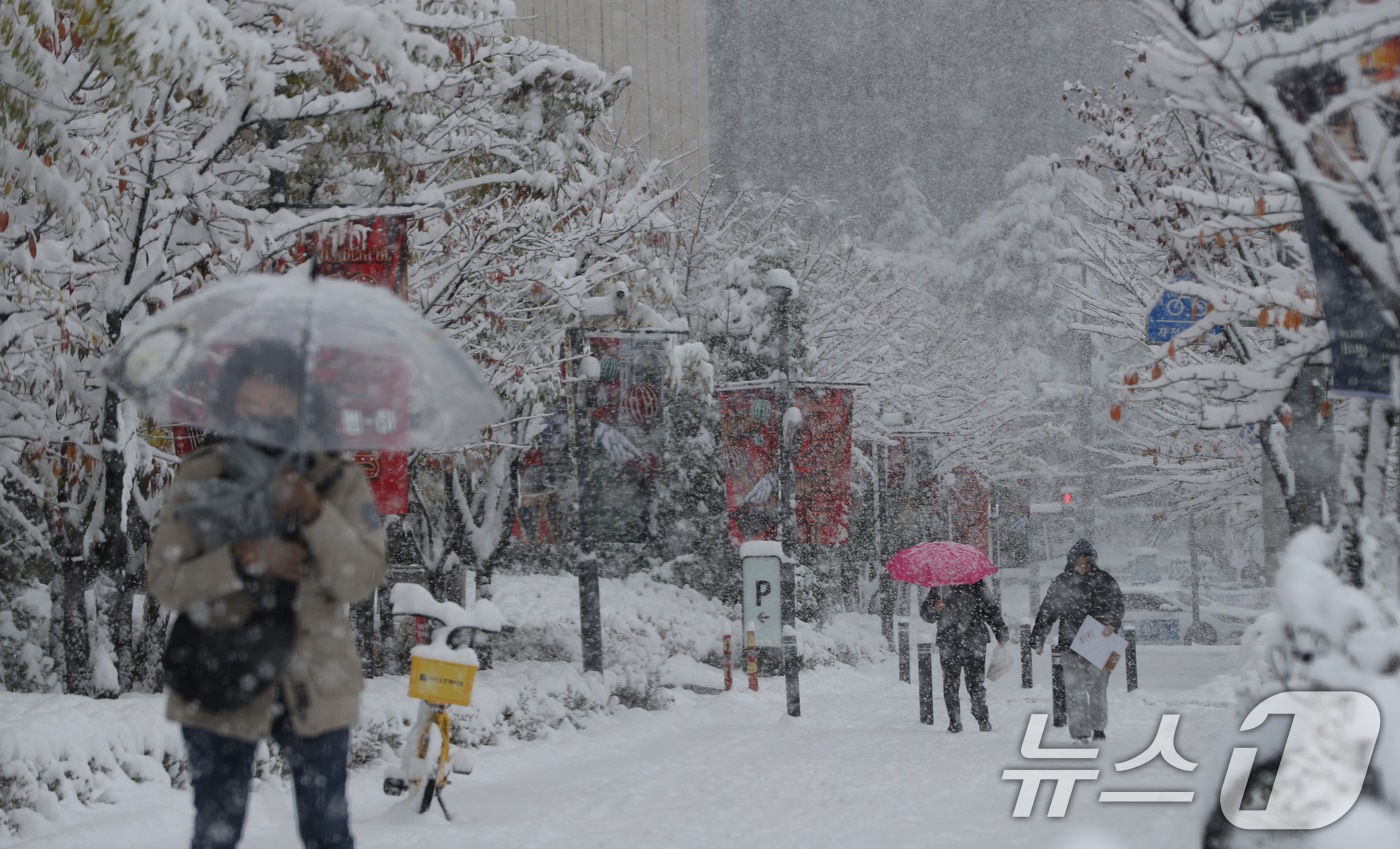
[0,0,686,692]
[1137,0,1400,315]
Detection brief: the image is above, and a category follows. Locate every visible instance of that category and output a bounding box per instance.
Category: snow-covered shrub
[0,664,613,840]
[1206,528,1400,847]
[0,694,185,839]
[0,575,56,694]
[490,572,889,706]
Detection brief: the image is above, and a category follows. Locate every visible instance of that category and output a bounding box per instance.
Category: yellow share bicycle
[382,583,509,817]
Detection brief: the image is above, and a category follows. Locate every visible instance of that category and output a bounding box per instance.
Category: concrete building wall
[509,1,710,174]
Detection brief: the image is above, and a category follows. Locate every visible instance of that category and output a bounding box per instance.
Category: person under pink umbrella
[921,580,1009,733]
[886,541,1009,732]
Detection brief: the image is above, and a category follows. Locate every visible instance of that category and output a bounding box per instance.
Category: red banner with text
[314,217,411,515]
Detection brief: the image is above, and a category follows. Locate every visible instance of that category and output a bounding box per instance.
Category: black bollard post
[1125,624,1138,692]
[1020,620,1033,689]
[918,636,935,725]
[783,627,801,717]
[1051,647,1066,728]
[898,620,911,683]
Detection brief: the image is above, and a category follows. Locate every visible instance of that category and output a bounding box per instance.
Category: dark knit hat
[1066,538,1097,569]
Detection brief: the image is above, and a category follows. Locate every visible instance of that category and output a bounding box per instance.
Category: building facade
[509,1,710,173]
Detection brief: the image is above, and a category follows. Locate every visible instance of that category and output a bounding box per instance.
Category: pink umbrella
[884,542,996,587]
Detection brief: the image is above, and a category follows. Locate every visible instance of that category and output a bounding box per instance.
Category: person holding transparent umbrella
[104,273,504,849]
[141,337,382,849]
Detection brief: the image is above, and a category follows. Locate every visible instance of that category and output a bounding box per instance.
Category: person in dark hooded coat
[921,578,1009,733]
[1030,539,1124,742]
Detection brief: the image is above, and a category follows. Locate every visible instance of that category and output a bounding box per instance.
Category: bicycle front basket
[408,652,478,706]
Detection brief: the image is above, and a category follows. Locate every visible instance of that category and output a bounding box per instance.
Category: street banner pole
[569,326,603,674]
[769,281,801,717]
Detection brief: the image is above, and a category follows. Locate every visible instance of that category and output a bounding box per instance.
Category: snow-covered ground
[5,642,1244,849]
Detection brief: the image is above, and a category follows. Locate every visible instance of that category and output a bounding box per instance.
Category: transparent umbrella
[101,274,504,453]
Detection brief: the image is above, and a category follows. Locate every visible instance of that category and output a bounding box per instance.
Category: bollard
[1020,620,1033,689]
[917,636,935,725]
[746,623,759,692]
[898,620,911,683]
[1125,624,1138,692]
[1051,647,1066,727]
[723,632,733,692]
[783,626,801,717]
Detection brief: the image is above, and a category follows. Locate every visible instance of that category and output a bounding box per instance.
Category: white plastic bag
[986,641,1013,681]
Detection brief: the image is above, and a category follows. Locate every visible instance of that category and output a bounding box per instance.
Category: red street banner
[301,216,409,296]
[948,466,990,555]
[794,387,854,544]
[312,217,411,515]
[587,335,667,542]
[720,387,780,545]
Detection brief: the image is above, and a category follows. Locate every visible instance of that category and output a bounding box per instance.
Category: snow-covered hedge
[490,573,889,706]
[0,572,888,838]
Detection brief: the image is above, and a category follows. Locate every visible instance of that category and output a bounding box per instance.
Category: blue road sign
[1147,279,1217,343]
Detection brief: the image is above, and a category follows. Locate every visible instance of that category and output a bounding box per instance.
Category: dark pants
[183,711,353,849]
[939,639,988,726]
[1061,649,1109,739]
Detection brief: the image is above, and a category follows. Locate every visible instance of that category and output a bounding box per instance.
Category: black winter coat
[920,580,1010,650]
[1030,563,1125,651]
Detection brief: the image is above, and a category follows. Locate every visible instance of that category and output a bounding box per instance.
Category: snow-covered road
[16,646,1243,849]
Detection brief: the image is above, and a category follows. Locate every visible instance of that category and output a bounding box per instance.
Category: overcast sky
[708,0,1147,232]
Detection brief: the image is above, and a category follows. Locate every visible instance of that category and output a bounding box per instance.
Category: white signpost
[742,550,783,648]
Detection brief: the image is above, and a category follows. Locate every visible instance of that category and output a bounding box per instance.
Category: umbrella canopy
[884,541,996,588]
[101,274,505,452]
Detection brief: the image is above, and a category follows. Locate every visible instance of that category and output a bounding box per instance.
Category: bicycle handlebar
[388,583,507,633]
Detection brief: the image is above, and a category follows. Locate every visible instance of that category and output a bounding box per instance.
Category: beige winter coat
[148,445,387,742]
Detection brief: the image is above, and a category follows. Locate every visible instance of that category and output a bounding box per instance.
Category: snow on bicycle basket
[390,583,504,707]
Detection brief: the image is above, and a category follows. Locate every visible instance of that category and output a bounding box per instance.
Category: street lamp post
[569,326,604,674]
[767,271,801,717]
